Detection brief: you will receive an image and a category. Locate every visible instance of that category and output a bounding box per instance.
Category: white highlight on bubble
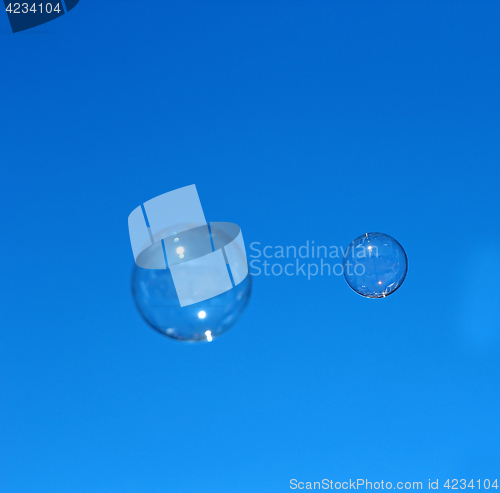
[176,247,184,254]
[205,330,212,342]
[198,311,206,319]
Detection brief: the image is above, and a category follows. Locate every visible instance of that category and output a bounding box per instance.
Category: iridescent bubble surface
[131,264,252,342]
[342,232,408,298]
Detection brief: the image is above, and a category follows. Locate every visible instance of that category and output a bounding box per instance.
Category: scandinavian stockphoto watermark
[249,241,378,280]
[289,479,499,490]
[128,184,249,308]
[290,479,426,490]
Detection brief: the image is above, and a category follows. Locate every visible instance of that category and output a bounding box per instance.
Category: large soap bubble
[131,225,252,342]
[343,232,408,298]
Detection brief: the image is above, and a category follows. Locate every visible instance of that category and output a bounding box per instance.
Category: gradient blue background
[1,2,500,492]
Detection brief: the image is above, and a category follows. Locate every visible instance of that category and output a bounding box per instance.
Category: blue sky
[1,2,500,492]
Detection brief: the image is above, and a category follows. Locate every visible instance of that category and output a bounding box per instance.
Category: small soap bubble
[342,232,407,298]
